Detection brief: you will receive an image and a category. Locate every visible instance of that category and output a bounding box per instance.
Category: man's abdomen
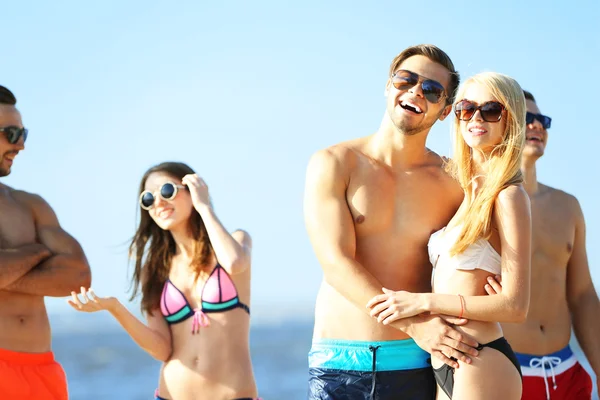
[0,295,52,352]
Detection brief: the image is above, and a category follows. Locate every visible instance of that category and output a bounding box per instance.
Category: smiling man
[485,90,600,400]
[303,45,481,400]
[0,85,91,399]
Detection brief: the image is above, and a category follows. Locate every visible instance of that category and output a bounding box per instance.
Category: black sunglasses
[0,126,28,144]
[139,182,186,210]
[391,70,447,104]
[526,112,551,129]
[454,100,505,122]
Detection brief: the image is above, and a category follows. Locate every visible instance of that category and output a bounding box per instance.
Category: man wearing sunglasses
[485,90,599,400]
[0,85,91,399]
[304,45,480,399]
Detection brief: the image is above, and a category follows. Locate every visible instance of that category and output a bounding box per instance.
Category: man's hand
[484,275,503,295]
[392,314,480,368]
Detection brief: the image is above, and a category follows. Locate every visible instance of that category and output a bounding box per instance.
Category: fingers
[438,345,471,366]
[486,275,502,294]
[368,299,391,317]
[70,290,84,309]
[69,287,99,312]
[442,327,480,355]
[182,174,206,187]
[376,306,396,323]
[431,350,459,369]
[67,300,81,311]
[438,315,468,326]
[484,284,497,295]
[366,294,388,309]
[381,311,403,325]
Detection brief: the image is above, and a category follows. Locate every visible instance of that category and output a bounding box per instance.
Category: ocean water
[50,315,597,400]
[52,317,313,400]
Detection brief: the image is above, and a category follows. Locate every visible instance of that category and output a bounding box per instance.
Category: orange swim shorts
[0,348,68,400]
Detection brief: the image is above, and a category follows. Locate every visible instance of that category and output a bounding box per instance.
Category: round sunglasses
[391,70,447,104]
[454,100,505,122]
[139,182,186,210]
[0,126,28,144]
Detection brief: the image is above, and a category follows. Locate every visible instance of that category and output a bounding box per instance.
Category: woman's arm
[182,174,251,275]
[109,302,173,362]
[368,185,532,323]
[69,288,172,362]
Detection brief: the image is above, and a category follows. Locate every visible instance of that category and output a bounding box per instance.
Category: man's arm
[0,244,52,289]
[304,149,388,310]
[5,194,91,296]
[566,197,600,380]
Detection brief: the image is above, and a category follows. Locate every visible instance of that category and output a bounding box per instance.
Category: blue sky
[2,1,599,325]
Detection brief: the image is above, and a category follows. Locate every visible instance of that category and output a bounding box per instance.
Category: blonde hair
[446,72,526,256]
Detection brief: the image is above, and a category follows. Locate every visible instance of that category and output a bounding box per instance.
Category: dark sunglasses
[454,100,505,122]
[391,70,447,104]
[139,182,186,210]
[0,126,28,144]
[526,112,551,129]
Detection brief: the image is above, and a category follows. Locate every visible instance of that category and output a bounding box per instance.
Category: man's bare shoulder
[10,189,48,208]
[538,183,582,216]
[6,189,53,220]
[307,137,370,174]
[422,152,462,194]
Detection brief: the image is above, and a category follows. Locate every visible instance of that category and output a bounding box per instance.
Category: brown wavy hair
[128,161,213,315]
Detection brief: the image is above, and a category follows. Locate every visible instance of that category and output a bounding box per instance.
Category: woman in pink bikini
[69,161,260,400]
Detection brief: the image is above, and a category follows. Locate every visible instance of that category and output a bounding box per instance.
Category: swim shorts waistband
[0,348,56,365]
[515,344,577,377]
[309,338,430,372]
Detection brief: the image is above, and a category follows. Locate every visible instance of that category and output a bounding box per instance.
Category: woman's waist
[159,358,256,393]
[454,319,503,344]
[432,268,493,298]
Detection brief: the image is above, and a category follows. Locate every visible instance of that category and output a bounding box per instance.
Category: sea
[50,313,598,400]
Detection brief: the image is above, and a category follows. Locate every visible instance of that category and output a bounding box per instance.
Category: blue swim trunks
[308,338,435,400]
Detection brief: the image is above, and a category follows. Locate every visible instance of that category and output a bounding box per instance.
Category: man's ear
[384,79,392,97]
[438,104,453,121]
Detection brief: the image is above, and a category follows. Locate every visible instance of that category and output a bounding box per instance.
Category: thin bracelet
[458,294,465,319]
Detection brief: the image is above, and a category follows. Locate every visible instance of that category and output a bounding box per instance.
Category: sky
[2,0,599,326]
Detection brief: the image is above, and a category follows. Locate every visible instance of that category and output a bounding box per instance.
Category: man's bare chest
[0,195,37,248]
[530,204,574,265]
[346,172,455,237]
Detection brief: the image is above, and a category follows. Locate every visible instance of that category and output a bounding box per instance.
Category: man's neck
[371,117,430,169]
[521,157,539,196]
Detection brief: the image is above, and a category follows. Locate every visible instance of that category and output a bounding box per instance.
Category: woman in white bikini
[367,72,531,400]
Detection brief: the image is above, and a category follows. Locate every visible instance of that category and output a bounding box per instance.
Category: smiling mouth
[526,136,543,143]
[400,101,423,114]
[158,209,173,219]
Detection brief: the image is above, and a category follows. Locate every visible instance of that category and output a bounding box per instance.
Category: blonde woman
[367,72,531,400]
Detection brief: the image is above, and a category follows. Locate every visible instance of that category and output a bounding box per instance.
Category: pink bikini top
[160,264,249,333]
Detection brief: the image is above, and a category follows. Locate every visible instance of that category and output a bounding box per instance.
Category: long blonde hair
[446,72,526,256]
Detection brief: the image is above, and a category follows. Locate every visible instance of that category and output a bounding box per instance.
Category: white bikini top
[427,224,502,275]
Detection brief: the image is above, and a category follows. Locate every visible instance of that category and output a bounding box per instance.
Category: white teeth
[400,101,422,113]
[159,210,172,218]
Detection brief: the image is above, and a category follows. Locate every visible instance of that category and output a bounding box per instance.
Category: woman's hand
[366,288,427,324]
[182,174,211,211]
[68,287,119,313]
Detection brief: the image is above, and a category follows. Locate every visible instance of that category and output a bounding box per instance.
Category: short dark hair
[523,90,535,103]
[388,44,460,105]
[0,86,17,105]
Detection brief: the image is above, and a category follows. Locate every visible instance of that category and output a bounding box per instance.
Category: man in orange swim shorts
[0,84,92,399]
